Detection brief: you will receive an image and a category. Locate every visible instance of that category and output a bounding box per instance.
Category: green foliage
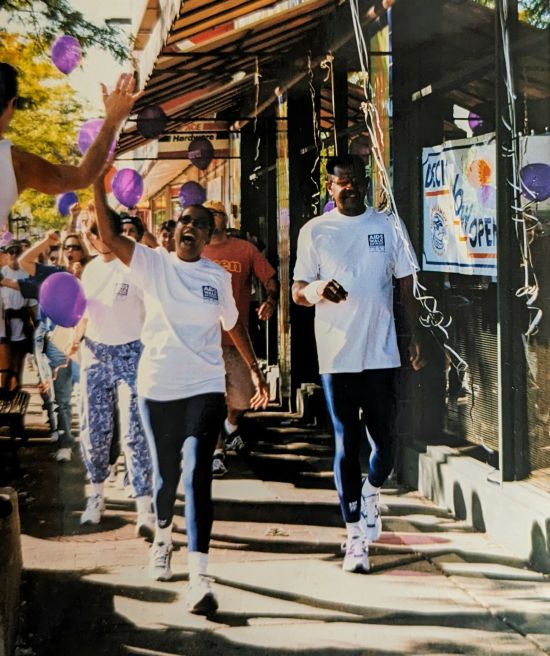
[0,0,130,62]
[474,0,549,28]
[1,32,92,230]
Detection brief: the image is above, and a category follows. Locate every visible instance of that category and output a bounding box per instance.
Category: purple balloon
[136,105,168,139]
[39,272,87,328]
[477,185,496,209]
[56,191,78,216]
[51,35,81,75]
[188,137,214,170]
[77,119,116,157]
[323,199,336,213]
[520,163,550,203]
[179,181,206,207]
[468,111,483,132]
[111,169,144,208]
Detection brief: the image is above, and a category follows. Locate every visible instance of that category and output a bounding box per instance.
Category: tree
[1,32,92,231]
[474,0,549,28]
[0,0,130,62]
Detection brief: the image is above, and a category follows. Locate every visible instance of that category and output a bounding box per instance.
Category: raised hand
[101,73,143,125]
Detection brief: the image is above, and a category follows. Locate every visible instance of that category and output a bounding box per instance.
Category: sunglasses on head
[64,244,82,251]
[178,215,211,230]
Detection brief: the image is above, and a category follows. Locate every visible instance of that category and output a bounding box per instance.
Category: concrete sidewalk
[4,386,550,655]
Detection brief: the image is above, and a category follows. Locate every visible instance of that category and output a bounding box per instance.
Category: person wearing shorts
[203,200,278,477]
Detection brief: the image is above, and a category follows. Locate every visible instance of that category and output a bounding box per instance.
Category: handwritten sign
[422,136,496,276]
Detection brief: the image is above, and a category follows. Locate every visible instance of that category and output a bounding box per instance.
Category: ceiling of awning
[119,0,549,154]
[119,0,344,153]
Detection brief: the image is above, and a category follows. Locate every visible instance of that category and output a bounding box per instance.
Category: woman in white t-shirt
[74,215,153,538]
[93,176,269,616]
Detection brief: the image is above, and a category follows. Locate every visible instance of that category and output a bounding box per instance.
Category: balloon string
[499,1,542,346]
[307,52,321,216]
[320,52,338,155]
[348,0,470,384]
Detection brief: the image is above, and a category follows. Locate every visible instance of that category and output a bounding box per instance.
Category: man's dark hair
[0,63,18,114]
[160,219,176,233]
[120,214,145,241]
[326,155,365,177]
[89,208,122,236]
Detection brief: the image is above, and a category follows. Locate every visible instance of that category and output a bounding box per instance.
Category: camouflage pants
[79,338,152,497]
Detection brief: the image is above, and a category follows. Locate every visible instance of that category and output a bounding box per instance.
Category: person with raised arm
[0,63,141,222]
[92,173,270,616]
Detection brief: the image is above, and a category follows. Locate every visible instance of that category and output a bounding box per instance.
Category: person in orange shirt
[202,200,278,477]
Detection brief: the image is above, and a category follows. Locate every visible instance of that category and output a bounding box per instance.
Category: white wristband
[303,280,325,305]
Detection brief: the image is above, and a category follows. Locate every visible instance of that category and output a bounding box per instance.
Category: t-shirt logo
[368,233,385,252]
[215,259,242,273]
[115,283,129,297]
[202,285,219,303]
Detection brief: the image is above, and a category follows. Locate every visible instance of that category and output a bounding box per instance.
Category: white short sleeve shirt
[293,207,419,374]
[129,244,239,401]
[1,266,36,342]
[81,256,145,345]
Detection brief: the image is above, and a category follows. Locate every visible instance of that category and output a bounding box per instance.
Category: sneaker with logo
[361,481,382,543]
[212,453,228,478]
[342,536,370,573]
[149,542,173,581]
[186,576,218,615]
[224,432,247,454]
[80,494,105,525]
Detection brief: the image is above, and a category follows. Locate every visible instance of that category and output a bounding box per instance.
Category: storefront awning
[119,0,343,153]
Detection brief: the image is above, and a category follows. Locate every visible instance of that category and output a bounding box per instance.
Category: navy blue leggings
[138,393,225,553]
[321,369,396,523]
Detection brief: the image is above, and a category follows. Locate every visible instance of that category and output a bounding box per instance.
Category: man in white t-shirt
[292,155,426,574]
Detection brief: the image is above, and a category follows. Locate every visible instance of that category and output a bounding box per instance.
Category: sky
[0,0,140,116]
[64,0,137,115]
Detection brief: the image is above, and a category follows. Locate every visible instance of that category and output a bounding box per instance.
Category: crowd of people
[1,60,427,615]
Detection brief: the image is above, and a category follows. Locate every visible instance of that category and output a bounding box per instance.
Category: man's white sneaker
[212,454,228,478]
[225,432,247,454]
[361,487,382,543]
[186,576,218,615]
[80,495,105,525]
[342,536,370,573]
[149,542,173,581]
[54,447,72,462]
[136,512,155,541]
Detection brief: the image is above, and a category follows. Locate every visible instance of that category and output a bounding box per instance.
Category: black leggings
[138,393,225,552]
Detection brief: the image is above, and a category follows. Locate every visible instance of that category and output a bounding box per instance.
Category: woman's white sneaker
[149,542,173,581]
[80,494,105,525]
[186,576,218,615]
